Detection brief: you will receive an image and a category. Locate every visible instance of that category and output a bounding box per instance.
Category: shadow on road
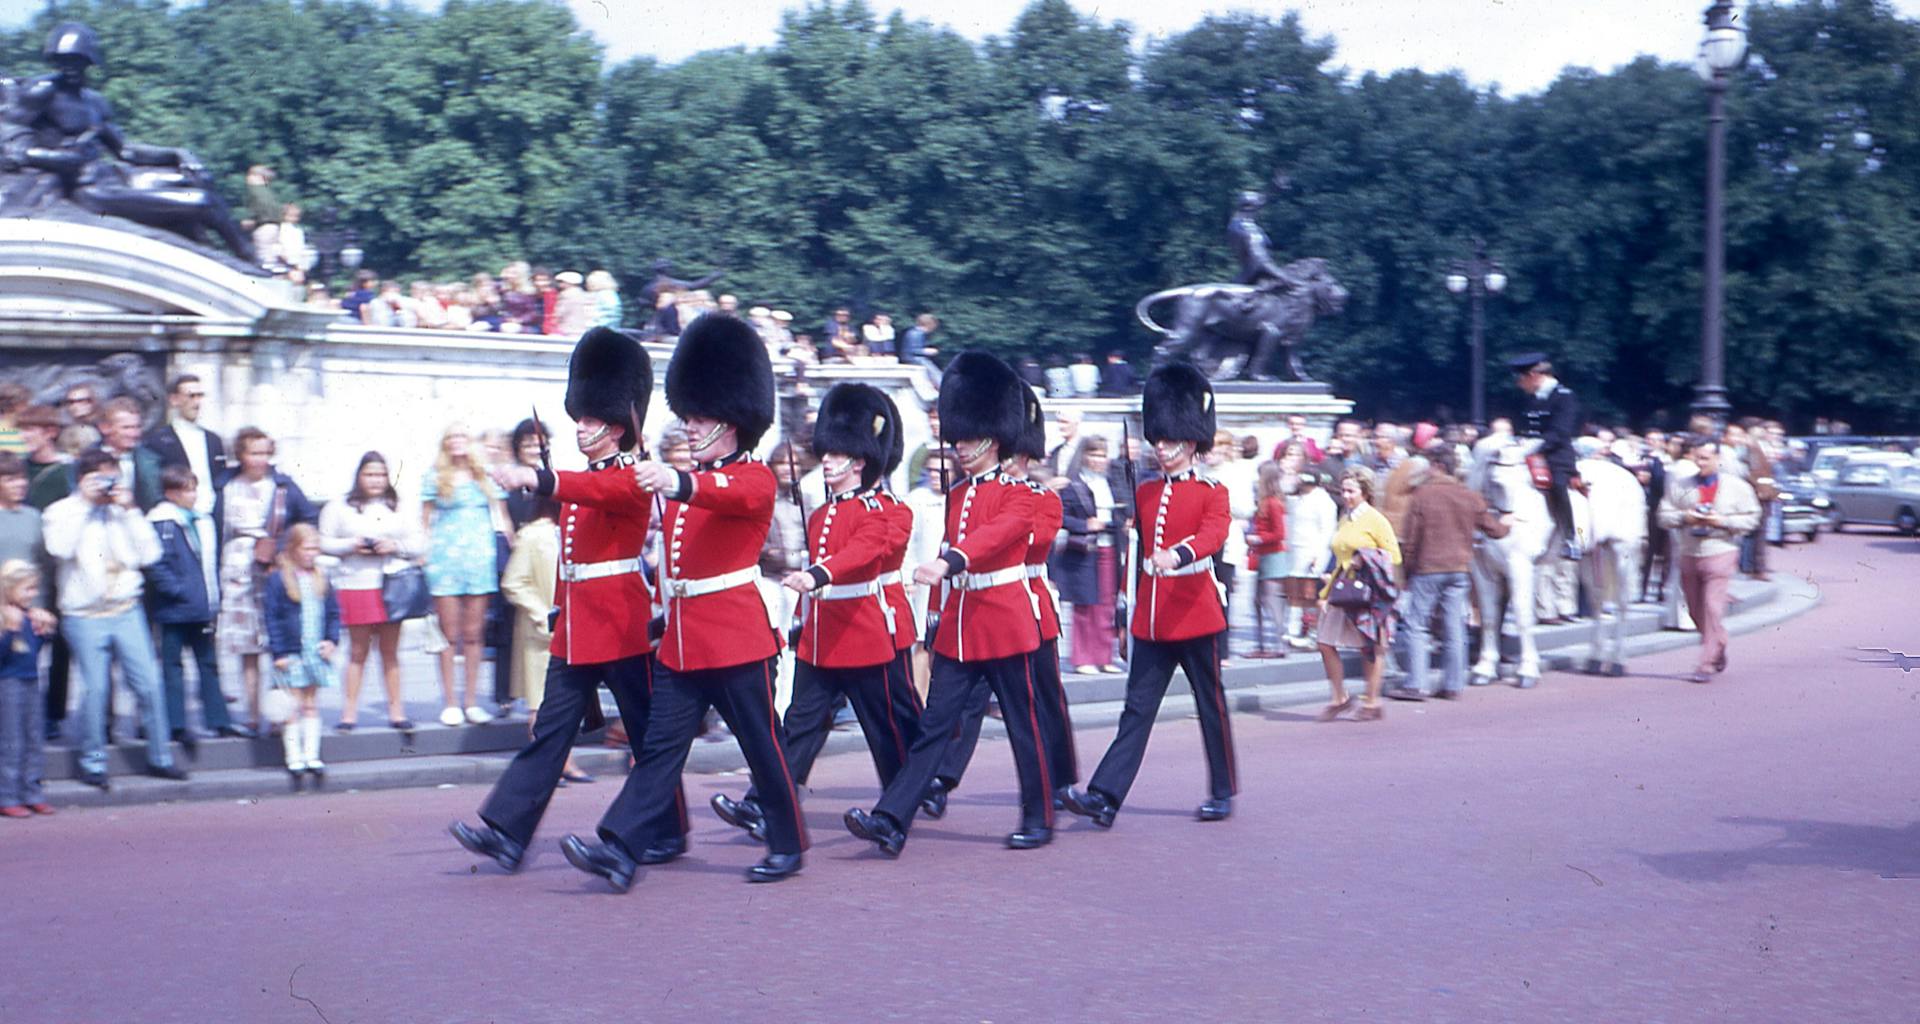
[1859,539,1917,555]
[1636,816,1920,881]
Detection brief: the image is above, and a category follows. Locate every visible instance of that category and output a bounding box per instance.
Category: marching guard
[922,385,1078,819]
[449,327,680,872]
[558,313,809,888]
[1061,361,1239,829]
[710,383,923,841]
[845,351,1058,856]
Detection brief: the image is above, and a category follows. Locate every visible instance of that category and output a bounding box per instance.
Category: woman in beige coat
[499,497,591,783]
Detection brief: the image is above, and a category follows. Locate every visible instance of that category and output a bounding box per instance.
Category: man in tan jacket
[1657,437,1760,684]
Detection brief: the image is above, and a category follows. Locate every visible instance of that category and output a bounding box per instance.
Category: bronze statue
[1137,259,1347,383]
[1136,191,1347,383]
[0,23,253,263]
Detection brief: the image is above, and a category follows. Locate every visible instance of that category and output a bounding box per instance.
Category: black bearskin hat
[1014,386,1046,461]
[811,383,894,489]
[665,313,775,449]
[937,351,1027,454]
[880,392,906,479]
[564,327,652,451]
[1143,360,1216,453]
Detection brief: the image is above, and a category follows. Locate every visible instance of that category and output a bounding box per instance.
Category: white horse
[1467,439,1647,685]
[1573,456,1648,677]
[1469,439,1554,687]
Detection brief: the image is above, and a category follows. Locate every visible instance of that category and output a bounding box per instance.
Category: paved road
[6,533,1916,1023]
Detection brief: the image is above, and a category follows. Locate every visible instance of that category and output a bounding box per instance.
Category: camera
[1689,502,1713,538]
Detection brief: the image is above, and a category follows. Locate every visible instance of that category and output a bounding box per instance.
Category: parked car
[1825,455,1920,534]
[1773,472,1833,542]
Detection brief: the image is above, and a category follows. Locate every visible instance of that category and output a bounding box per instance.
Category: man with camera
[42,449,187,790]
[1656,437,1760,685]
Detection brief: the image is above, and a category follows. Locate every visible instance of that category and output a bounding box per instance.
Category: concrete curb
[39,574,1816,810]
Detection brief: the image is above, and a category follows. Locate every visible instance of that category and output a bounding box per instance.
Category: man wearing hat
[1062,361,1238,829]
[844,352,1058,855]
[559,313,809,888]
[1509,353,1583,560]
[710,383,922,841]
[449,327,673,874]
[920,386,1078,820]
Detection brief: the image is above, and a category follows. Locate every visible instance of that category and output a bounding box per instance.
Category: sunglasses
[64,397,92,406]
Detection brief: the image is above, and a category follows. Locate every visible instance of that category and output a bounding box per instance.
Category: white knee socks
[301,714,323,769]
[282,717,304,771]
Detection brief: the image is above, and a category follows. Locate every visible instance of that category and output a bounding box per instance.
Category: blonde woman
[1316,467,1401,722]
[420,423,507,726]
[586,269,622,328]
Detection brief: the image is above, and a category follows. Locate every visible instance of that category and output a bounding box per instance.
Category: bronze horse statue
[1136,258,1348,382]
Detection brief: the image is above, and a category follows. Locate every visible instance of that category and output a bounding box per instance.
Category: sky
[2,0,1919,95]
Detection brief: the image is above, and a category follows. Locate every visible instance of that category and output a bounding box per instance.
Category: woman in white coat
[1283,449,1339,649]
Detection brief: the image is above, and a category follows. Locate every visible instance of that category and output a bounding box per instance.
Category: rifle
[530,405,551,476]
[924,444,951,647]
[1116,420,1138,645]
[786,441,807,649]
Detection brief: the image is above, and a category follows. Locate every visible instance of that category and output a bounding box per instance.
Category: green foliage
[3,0,1919,427]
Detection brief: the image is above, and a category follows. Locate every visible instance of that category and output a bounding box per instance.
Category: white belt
[663,565,758,599]
[818,570,903,601]
[558,557,642,583]
[1145,556,1214,578]
[1024,564,1049,580]
[956,565,1029,591]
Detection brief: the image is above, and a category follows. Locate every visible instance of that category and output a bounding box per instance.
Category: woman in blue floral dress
[421,423,507,727]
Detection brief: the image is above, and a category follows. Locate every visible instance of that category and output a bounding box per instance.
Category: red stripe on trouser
[761,660,809,851]
[1209,633,1236,792]
[642,658,687,833]
[879,662,908,765]
[1021,657,1053,826]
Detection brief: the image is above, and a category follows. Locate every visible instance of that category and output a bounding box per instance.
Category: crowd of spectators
[0,346,1853,813]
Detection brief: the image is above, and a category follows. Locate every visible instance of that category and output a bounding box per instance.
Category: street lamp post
[1693,0,1748,426]
[1446,238,1508,427]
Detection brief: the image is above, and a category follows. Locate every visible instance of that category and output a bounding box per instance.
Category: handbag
[252,484,288,566]
[260,680,295,725]
[381,564,431,622]
[1325,567,1372,609]
[1064,531,1098,556]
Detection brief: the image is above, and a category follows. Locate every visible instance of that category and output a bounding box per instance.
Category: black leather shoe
[920,780,949,820]
[1052,786,1071,811]
[844,808,906,858]
[638,836,687,865]
[710,793,765,834]
[1196,797,1232,822]
[78,770,109,791]
[449,821,525,872]
[1005,826,1052,850]
[215,724,257,739]
[171,728,200,755]
[1060,787,1117,828]
[747,852,803,883]
[145,763,189,781]
[559,834,637,893]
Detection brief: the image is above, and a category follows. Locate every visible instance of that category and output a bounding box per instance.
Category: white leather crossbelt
[663,565,758,599]
[1024,565,1049,580]
[818,570,903,600]
[1145,556,1214,578]
[957,565,1029,591]
[559,558,642,583]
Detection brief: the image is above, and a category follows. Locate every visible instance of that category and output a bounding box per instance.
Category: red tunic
[796,489,912,669]
[657,453,780,672]
[546,457,654,665]
[1023,482,1063,642]
[932,470,1041,663]
[877,492,916,651]
[1132,470,1231,643]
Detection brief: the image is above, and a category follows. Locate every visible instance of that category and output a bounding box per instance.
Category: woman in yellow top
[1317,468,1401,721]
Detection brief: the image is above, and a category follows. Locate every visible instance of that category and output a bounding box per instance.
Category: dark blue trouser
[158,621,230,733]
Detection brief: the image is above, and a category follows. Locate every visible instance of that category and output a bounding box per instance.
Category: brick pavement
[3,533,1915,1023]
